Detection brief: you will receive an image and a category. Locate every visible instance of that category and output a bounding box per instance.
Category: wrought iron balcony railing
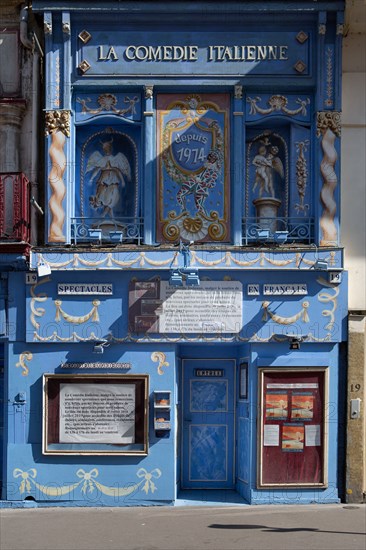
[242,217,315,245]
[71,217,144,245]
[0,173,30,242]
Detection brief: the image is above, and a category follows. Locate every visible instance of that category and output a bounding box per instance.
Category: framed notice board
[43,374,149,455]
[258,368,328,487]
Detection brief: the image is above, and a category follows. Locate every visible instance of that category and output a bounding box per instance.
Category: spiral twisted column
[45,110,70,242]
[317,111,341,246]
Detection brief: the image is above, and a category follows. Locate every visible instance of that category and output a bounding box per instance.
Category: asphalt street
[1,503,365,550]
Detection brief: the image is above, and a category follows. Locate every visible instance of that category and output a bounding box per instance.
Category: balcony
[0,173,30,242]
[71,217,144,245]
[242,217,314,245]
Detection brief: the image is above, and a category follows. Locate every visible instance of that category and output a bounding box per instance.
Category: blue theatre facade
[1,0,347,506]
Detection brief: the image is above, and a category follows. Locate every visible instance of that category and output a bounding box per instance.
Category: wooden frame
[257,367,328,488]
[43,374,149,455]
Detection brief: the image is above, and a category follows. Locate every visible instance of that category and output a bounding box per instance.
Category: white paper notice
[59,383,135,444]
[159,281,243,333]
[263,424,280,446]
[305,424,321,446]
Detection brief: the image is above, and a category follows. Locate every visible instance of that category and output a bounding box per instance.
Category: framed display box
[239,362,248,400]
[258,368,328,488]
[43,374,149,455]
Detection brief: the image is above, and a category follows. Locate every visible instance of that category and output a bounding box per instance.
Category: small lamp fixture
[256,229,270,241]
[274,230,288,244]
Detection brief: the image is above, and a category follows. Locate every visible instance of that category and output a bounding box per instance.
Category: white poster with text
[59,383,135,444]
[159,281,243,333]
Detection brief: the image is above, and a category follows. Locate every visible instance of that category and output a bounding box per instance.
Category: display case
[153,391,171,431]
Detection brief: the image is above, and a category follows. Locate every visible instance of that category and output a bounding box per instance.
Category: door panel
[182,359,235,489]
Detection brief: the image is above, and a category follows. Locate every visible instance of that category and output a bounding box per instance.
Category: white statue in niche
[86,138,131,218]
[252,140,284,198]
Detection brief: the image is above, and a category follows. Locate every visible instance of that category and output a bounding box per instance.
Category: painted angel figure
[86,138,131,218]
[252,144,284,198]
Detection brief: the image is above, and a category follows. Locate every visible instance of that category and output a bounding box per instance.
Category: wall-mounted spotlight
[169,270,183,287]
[37,261,51,277]
[313,259,329,271]
[169,241,200,287]
[169,268,200,287]
[290,337,302,350]
[273,333,307,349]
[30,196,44,215]
[93,340,110,354]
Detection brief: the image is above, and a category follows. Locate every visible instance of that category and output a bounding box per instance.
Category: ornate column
[317,111,341,246]
[45,110,70,243]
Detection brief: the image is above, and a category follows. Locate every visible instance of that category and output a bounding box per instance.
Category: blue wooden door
[182,359,235,489]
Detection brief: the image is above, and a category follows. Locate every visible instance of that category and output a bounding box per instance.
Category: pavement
[0,503,365,550]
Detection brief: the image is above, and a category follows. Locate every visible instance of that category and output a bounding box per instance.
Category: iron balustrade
[71,217,144,245]
[242,217,314,245]
[0,173,30,242]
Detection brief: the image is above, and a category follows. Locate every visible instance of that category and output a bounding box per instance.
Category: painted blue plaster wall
[5,341,176,505]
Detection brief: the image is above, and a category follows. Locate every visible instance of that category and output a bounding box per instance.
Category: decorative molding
[316,111,341,138]
[35,250,339,271]
[318,24,326,35]
[30,278,50,330]
[336,24,344,36]
[77,94,139,116]
[295,140,310,213]
[45,110,71,138]
[317,277,339,331]
[62,22,71,35]
[261,301,310,324]
[294,60,307,73]
[13,468,162,498]
[151,351,169,375]
[55,300,100,324]
[78,30,92,43]
[78,60,91,74]
[33,327,336,345]
[144,85,154,100]
[296,31,308,44]
[44,22,52,35]
[325,47,334,108]
[15,352,33,377]
[247,95,310,117]
[234,85,243,99]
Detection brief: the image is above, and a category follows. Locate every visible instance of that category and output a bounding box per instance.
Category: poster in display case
[43,374,149,455]
[258,368,328,487]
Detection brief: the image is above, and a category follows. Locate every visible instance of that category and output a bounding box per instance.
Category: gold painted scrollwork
[15,352,33,377]
[151,351,170,375]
